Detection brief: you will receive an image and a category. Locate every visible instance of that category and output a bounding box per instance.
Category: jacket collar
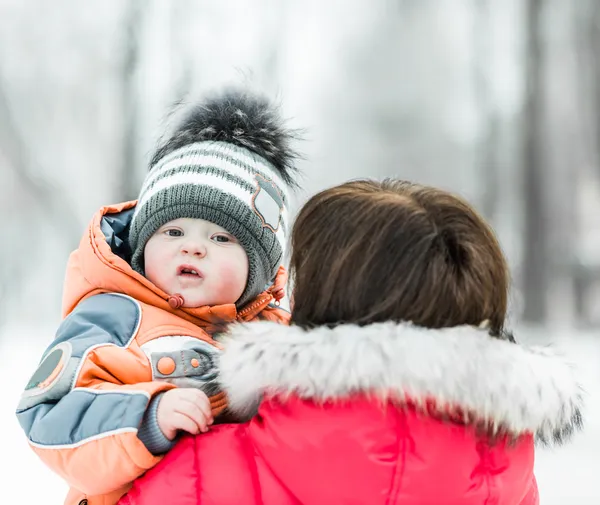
[219,321,583,445]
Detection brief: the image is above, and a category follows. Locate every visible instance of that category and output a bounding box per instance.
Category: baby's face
[144,218,249,308]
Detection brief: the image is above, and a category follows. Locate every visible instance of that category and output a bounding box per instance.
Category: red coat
[121,321,583,505]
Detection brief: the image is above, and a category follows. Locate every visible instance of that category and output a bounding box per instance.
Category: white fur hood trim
[219,321,583,444]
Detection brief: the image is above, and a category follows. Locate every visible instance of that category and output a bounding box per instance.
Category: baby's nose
[181,241,207,257]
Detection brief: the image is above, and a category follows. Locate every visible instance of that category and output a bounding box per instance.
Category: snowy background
[1,1,600,503]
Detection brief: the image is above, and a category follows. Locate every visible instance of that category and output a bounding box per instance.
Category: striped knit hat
[129,89,297,308]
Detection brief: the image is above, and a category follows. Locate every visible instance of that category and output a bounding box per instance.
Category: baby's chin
[182,295,215,308]
[180,291,235,308]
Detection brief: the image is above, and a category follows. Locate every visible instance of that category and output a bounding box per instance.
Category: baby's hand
[156,388,213,440]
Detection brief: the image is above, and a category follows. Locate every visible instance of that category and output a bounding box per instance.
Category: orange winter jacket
[16,201,289,505]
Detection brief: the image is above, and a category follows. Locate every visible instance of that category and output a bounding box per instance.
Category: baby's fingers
[180,389,213,425]
[175,400,211,433]
[169,411,203,436]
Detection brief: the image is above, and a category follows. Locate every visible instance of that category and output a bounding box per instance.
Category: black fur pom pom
[151,89,299,186]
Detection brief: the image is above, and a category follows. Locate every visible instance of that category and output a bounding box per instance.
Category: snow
[529,327,600,504]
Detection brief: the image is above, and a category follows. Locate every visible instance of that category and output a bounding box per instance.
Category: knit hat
[129,89,298,308]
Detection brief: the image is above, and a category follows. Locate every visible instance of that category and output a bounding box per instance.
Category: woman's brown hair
[289,179,509,336]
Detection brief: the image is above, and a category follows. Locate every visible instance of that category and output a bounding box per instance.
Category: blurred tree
[118,0,145,202]
[590,1,600,177]
[0,72,81,323]
[0,78,80,238]
[521,0,547,323]
[569,0,600,325]
[472,0,500,222]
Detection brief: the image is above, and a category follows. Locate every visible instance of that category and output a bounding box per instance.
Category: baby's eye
[165,229,183,237]
[212,233,234,243]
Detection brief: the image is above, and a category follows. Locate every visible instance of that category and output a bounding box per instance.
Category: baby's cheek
[215,262,248,295]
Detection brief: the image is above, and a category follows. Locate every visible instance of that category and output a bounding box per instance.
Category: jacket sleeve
[15,293,176,496]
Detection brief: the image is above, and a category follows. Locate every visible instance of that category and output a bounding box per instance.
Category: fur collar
[219,321,583,445]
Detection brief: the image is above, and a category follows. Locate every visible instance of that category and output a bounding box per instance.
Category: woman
[120,179,582,505]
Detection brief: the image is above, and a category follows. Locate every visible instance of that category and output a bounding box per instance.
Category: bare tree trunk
[0,75,81,242]
[521,0,547,323]
[472,0,500,221]
[170,0,194,104]
[569,0,595,323]
[590,1,600,182]
[119,0,145,201]
[0,73,82,325]
[570,0,600,326]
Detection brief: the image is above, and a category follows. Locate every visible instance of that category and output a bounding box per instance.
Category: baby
[16,88,297,505]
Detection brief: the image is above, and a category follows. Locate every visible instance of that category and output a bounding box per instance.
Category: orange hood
[62,201,282,327]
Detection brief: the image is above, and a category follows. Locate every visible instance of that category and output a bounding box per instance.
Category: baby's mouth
[177,265,203,278]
